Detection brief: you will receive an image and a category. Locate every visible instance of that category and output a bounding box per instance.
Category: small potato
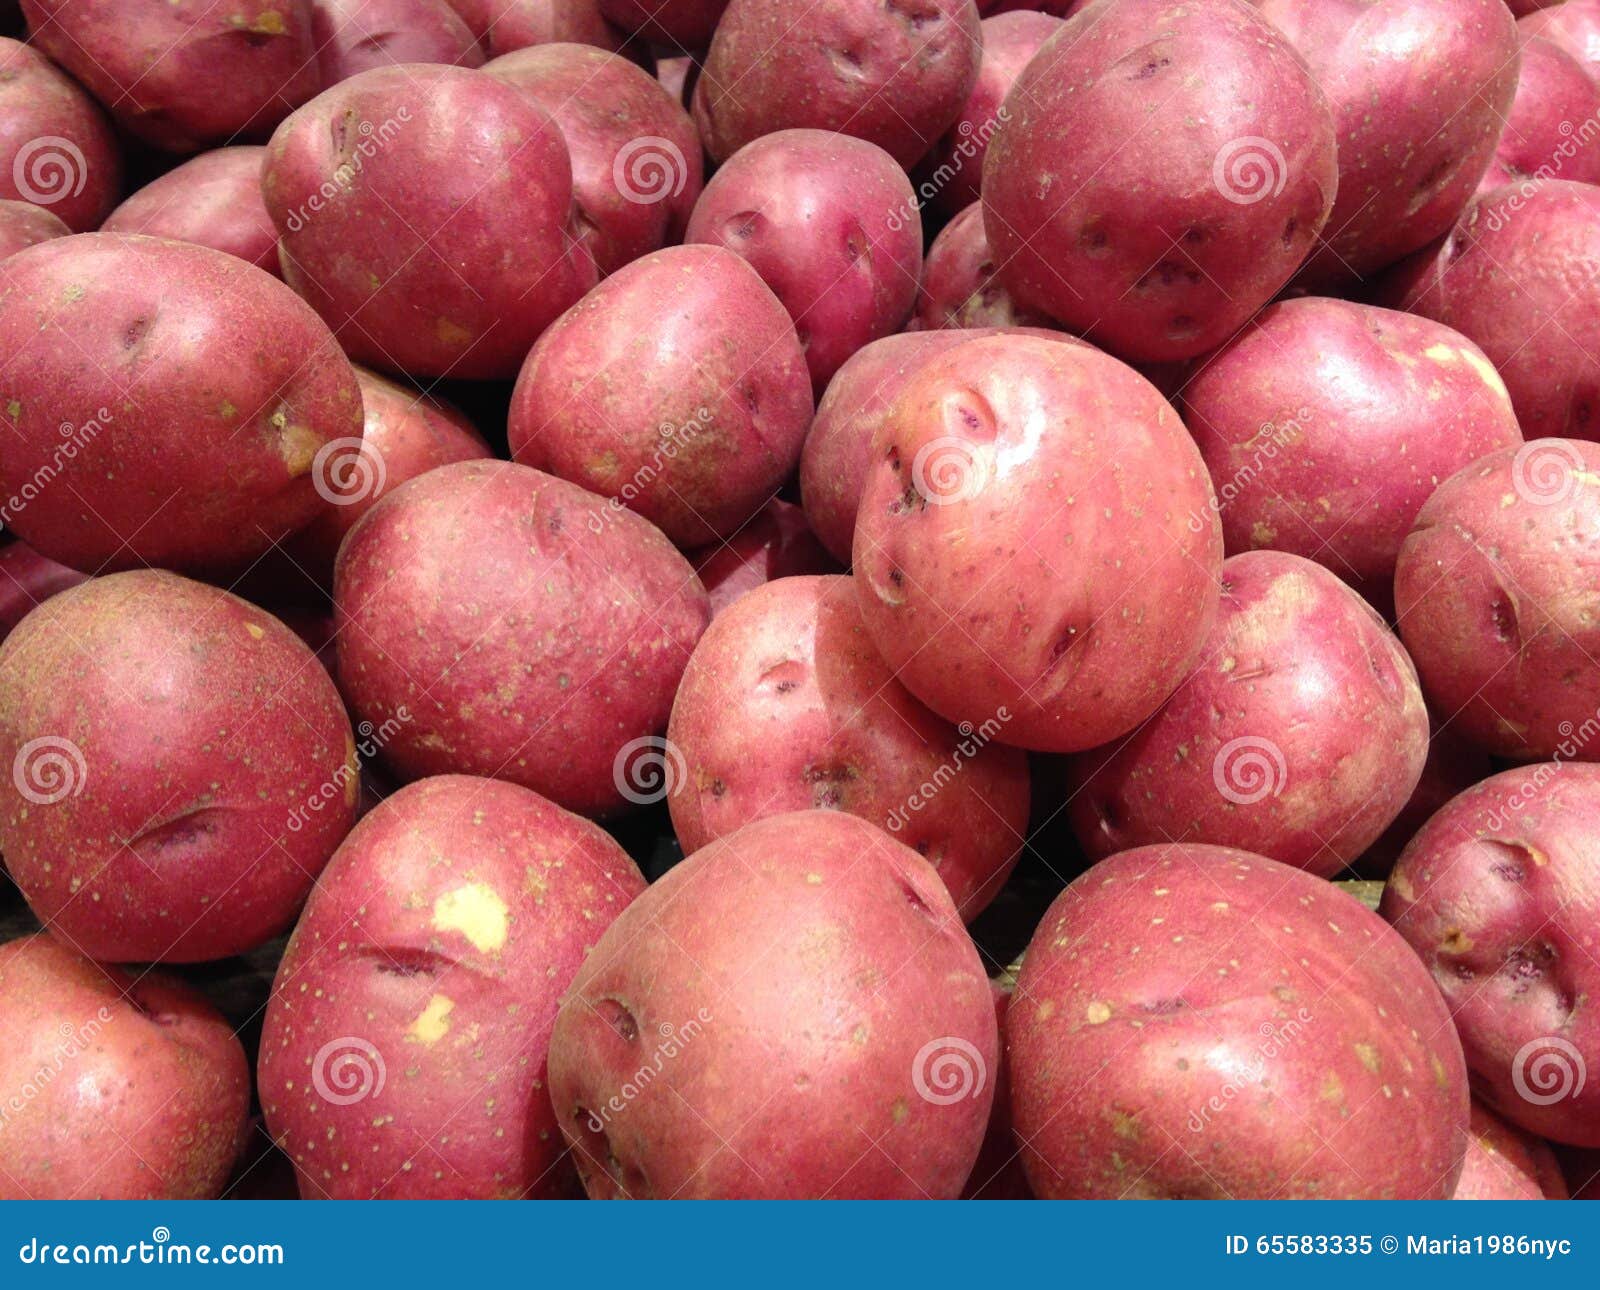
[689,499,838,618]
[1454,1102,1568,1199]
[473,0,626,54]
[311,0,483,84]
[0,540,86,642]
[101,147,279,274]
[912,203,1051,332]
[1481,35,1600,191]
[1358,725,1492,878]
[597,0,725,46]
[1520,0,1600,83]
[0,200,67,262]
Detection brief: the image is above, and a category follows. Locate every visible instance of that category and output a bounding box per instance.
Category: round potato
[0,37,121,231]
[101,147,279,274]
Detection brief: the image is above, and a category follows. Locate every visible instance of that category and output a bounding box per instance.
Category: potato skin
[0,201,68,263]
[689,499,838,618]
[1482,36,1600,191]
[1183,297,1522,603]
[982,0,1336,361]
[102,147,279,275]
[508,245,812,546]
[311,0,484,85]
[548,810,997,1198]
[0,572,357,962]
[0,38,121,232]
[472,0,626,55]
[0,935,249,1200]
[334,460,709,817]
[0,541,86,643]
[853,332,1222,753]
[1382,765,1600,1147]
[259,775,646,1198]
[264,64,597,380]
[1012,844,1470,1198]
[912,203,1050,333]
[597,0,725,46]
[1453,1101,1568,1199]
[1522,0,1600,83]
[667,575,1029,917]
[692,0,981,169]
[0,233,363,575]
[1395,441,1600,760]
[1067,551,1429,877]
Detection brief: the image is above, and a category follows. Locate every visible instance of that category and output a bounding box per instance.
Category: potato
[0,540,86,643]
[1381,764,1600,1147]
[1521,0,1600,82]
[0,233,363,574]
[485,42,701,275]
[0,572,357,962]
[1481,35,1600,191]
[1011,844,1470,1198]
[0,935,249,1199]
[547,810,997,1198]
[21,0,321,151]
[982,0,1336,361]
[1453,1102,1568,1199]
[961,983,1030,1199]
[1066,551,1429,877]
[311,0,483,84]
[508,245,811,546]
[1395,441,1600,760]
[693,0,982,169]
[1358,725,1492,878]
[667,575,1030,917]
[259,775,646,1198]
[101,147,279,275]
[0,200,67,262]
[597,0,725,46]
[690,499,838,618]
[472,0,626,54]
[1182,297,1522,607]
[684,130,922,391]
[0,37,120,232]
[853,332,1222,752]
[912,203,1051,332]
[334,460,709,817]
[264,64,597,380]
[1257,0,1520,285]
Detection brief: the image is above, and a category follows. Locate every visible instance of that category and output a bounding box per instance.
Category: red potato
[0,38,120,232]
[0,935,248,1200]
[264,64,597,380]
[0,200,67,262]
[982,0,1337,362]
[484,43,702,276]
[962,983,1030,1199]
[1454,1101,1569,1199]
[912,203,1051,333]
[474,0,627,54]
[101,147,279,275]
[1065,551,1430,878]
[0,572,357,963]
[20,0,321,152]
[548,810,997,1199]
[1256,0,1520,286]
[334,460,709,817]
[1394,440,1600,761]
[853,332,1222,753]
[597,0,725,46]
[508,245,812,546]
[259,775,646,1199]
[692,0,982,170]
[690,499,839,618]
[1382,764,1600,1147]
[311,0,483,84]
[1480,35,1600,191]
[1182,297,1523,606]
[1521,0,1600,83]
[0,541,86,643]
[1012,844,1470,1198]
[0,233,363,575]
[667,575,1030,918]
[1358,725,1492,877]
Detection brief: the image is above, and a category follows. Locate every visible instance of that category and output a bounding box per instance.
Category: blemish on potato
[1086,1001,1112,1024]
[1353,1043,1381,1074]
[432,882,510,953]
[406,994,454,1045]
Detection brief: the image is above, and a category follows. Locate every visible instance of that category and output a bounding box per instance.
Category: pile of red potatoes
[2,0,1600,1203]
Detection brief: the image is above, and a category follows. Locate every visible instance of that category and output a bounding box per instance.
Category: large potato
[548,810,997,1198]
[1012,844,1470,1198]
[982,0,1336,361]
[852,332,1222,753]
[259,775,646,1198]
[1521,0,1600,82]
[101,147,279,274]
[0,37,120,232]
[311,0,483,84]
[0,233,363,574]
[0,572,357,962]
[1481,35,1600,190]
[1453,1101,1568,1199]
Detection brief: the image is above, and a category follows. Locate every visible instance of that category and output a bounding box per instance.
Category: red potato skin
[0,39,120,233]
[0,233,364,575]
[1358,725,1492,878]
[0,936,249,1200]
[597,0,725,46]
[853,333,1223,753]
[508,245,812,547]
[474,0,626,54]
[1381,764,1600,1147]
[1256,0,1520,286]
[1182,297,1523,604]
[1394,441,1600,760]
[1453,1101,1568,1199]
[0,541,86,643]
[0,200,67,263]
[667,575,1031,918]
[20,0,321,152]
[690,499,839,618]
[685,130,923,392]
[484,43,702,276]
[1521,1,1600,83]
[1480,36,1600,191]
[311,0,484,84]
[258,775,646,1199]
[912,202,1053,333]
[101,147,279,275]
[0,572,357,962]
[334,460,710,817]
[692,0,982,170]
[264,64,597,381]
[1065,551,1430,878]
[548,810,998,1199]
[962,984,1031,1199]
[982,0,1336,362]
[1012,844,1470,1199]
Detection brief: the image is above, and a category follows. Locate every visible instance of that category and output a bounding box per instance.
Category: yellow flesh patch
[432,882,509,954]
